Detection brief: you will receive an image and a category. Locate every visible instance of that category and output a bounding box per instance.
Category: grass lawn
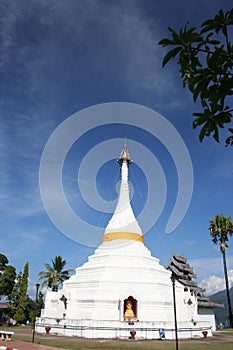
[2,326,233,350]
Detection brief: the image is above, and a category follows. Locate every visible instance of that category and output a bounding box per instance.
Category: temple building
[37,145,221,339]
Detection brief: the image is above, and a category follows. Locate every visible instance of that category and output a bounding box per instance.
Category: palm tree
[39,256,74,292]
[209,214,233,328]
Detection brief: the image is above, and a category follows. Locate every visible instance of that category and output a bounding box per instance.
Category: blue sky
[1,0,233,297]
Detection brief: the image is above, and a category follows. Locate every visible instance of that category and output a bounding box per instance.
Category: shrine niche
[124,296,137,321]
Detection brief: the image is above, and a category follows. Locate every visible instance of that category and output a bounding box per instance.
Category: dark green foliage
[39,255,74,291]
[5,260,38,324]
[158,9,233,146]
[0,254,9,267]
[209,215,233,328]
[13,262,29,324]
[7,271,23,315]
[0,253,16,297]
[13,307,26,324]
[30,289,43,322]
[210,214,233,249]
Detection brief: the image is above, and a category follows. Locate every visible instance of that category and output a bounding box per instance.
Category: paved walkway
[0,340,65,350]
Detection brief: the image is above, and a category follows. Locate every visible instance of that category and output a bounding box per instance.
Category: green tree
[13,262,29,324]
[0,253,16,298]
[8,270,36,323]
[28,295,38,323]
[39,256,73,292]
[30,287,43,324]
[209,214,233,328]
[7,271,22,317]
[0,254,8,267]
[158,8,233,146]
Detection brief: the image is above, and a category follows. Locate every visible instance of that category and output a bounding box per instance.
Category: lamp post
[171,274,179,350]
[32,283,40,343]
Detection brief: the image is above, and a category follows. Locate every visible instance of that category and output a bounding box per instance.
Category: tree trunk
[222,249,233,328]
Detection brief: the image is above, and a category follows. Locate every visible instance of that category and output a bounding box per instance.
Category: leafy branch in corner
[158,8,233,146]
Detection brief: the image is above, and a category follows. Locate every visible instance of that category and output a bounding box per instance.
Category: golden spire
[118,144,132,165]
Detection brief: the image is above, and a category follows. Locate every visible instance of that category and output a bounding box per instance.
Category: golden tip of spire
[118,144,132,165]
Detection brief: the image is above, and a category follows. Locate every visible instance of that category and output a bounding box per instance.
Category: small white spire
[103,145,143,243]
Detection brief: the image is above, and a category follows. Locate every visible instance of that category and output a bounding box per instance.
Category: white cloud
[200,270,233,296]
[200,275,225,295]
[191,255,233,296]
[0,0,186,110]
[190,255,233,281]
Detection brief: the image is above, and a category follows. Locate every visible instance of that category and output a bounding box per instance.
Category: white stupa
[37,145,219,339]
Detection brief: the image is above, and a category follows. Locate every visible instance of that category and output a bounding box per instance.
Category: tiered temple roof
[167,254,223,309]
[167,254,199,291]
[197,295,224,309]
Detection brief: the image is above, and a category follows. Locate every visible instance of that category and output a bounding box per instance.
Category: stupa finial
[118,143,132,165]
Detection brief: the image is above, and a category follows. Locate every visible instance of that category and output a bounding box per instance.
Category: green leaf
[226,8,233,25]
[193,77,210,102]
[159,8,233,146]
[168,27,181,44]
[215,112,232,126]
[158,38,173,47]
[162,47,181,67]
[199,119,214,142]
[213,124,220,142]
[225,134,233,146]
[208,39,221,45]
[193,115,209,128]
[199,124,208,142]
